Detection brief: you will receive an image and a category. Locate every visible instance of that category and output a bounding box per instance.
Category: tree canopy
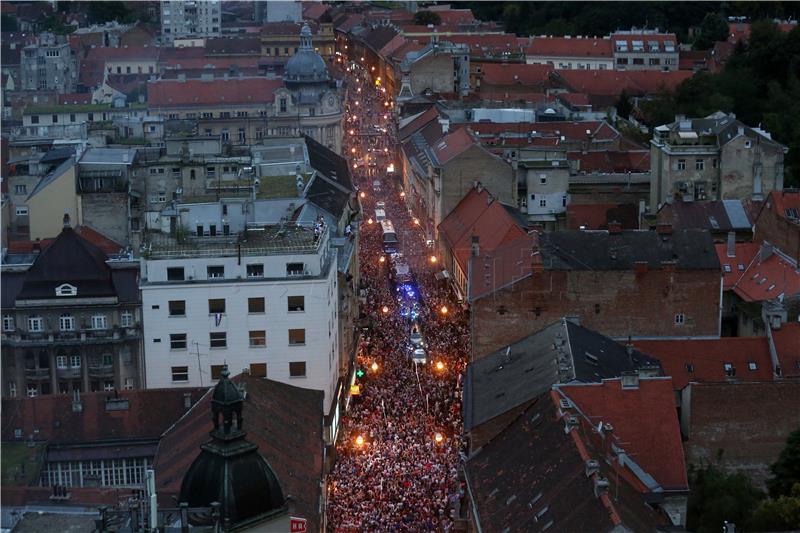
[412,10,442,26]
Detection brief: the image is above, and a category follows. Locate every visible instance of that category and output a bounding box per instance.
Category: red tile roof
[479,62,553,87]
[732,245,800,302]
[426,7,477,26]
[525,36,613,58]
[773,322,800,378]
[553,69,693,97]
[302,2,329,21]
[398,106,439,141]
[567,150,650,173]
[1,388,206,444]
[559,377,688,490]
[85,45,159,62]
[147,77,284,108]
[632,337,774,390]
[6,225,124,256]
[765,190,800,224]
[610,32,678,52]
[567,203,640,230]
[153,374,324,532]
[431,126,476,165]
[715,242,760,289]
[557,91,591,107]
[473,90,549,104]
[58,92,93,105]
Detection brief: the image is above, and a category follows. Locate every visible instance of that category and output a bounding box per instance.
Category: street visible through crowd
[326,61,470,532]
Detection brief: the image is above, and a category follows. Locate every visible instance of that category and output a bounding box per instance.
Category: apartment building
[650,112,787,211]
[611,29,679,71]
[160,0,221,43]
[139,223,340,426]
[20,32,78,93]
[524,36,614,70]
[1,219,142,398]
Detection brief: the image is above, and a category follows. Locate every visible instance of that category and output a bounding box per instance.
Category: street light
[436,361,445,371]
[382,305,389,314]
[351,147,357,154]
[429,255,438,263]
[400,191,406,198]
[359,190,365,198]
[379,256,385,263]
[355,435,365,447]
[413,218,420,226]
[367,218,374,225]
[440,305,448,315]
[434,432,443,444]
[371,362,379,372]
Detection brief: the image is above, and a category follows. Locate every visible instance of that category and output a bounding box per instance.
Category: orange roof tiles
[525,36,613,58]
[85,45,159,62]
[553,69,693,97]
[147,77,284,107]
[431,126,476,165]
[733,245,800,302]
[479,62,553,86]
[766,190,800,223]
[633,337,774,390]
[559,377,688,490]
[773,322,800,378]
[715,242,760,290]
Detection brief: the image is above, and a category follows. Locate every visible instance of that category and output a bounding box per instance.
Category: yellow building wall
[28,165,82,240]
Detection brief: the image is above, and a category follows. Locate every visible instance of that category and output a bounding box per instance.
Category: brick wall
[754,198,800,264]
[472,267,721,358]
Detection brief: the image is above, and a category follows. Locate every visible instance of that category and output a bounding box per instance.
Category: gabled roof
[464,319,660,431]
[466,390,668,533]
[566,203,640,230]
[538,229,720,271]
[553,69,692,98]
[304,134,354,192]
[58,92,93,105]
[398,106,439,141]
[430,126,476,165]
[85,45,159,62]
[558,377,688,490]
[153,374,324,533]
[1,388,206,444]
[761,190,800,225]
[658,200,754,234]
[525,36,613,58]
[6,225,123,256]
[205,36,261,55]
[27,157,75,201]
[567,149,650,173]
[732,243,800,302]
[147,77,284,108]
[610,32,678,53]
[715,242,760,289]
[479,62,553,87]
[632,337,774,390]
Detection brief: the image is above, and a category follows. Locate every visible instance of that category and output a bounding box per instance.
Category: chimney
[532,243,544,273]
[608,220,622,234]
[585,459,600,478]
[177,73,186,83]
[471,234,480,257]
[726,231,736,257]
[593,477,610,498]
[183,392,192,409]
[656,223,672,235]
[63,213,71,228]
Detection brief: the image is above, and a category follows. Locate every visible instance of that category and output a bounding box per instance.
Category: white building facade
[160,0,221,43]
[140,224,339,419]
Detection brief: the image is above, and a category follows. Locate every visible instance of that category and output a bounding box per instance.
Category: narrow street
[326,63,470,532]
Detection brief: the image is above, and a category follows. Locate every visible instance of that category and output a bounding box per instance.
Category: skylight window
[615,40,628,52]
[723,265,732,273]
[632,40,644,51]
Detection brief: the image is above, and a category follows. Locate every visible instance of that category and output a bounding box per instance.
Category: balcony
[88,364,115,379]
[25,368,51,380]
[56,367,82,379]
[4,328,140,346]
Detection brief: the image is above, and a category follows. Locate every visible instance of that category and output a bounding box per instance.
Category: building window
[248,297,265,313]
[55,284,77,296]
[745,140,752,148]
[286,262,305,276]
[674,313,685,325]
[695,159,705,170]
[562,195,567,207]
[70,355,81,368]
[2,314,15,332]
[246,264,264,278]
[723,362,736,376]
[28,315,43,332]
[712,158,718,169]
[250,363,267,377]
[677,159,686,171]
[238,128,246,143]
[288,295,305,312]
[280,98,287,113]
[539,175,547,184]
[221,129,229,141]
[121,311,134,327]
[539,199,547,207]
[91,315,108,330]
[289,361,306,377]
[103,380,115,392]
[15,207,29,216]
[103,354,113,366]
[211,364,225,380]
[208,299,225,314]
[249,330,266,347]
[206,166,216,178]
[167,267,185,281]
[59,314,75,331]
[57,355,68,369]
[14,184,27,195]
[124,377,134,390]
[169,300,186,316]
[748,361,758,371]
[209,332,227,349]
[31,115,39,124]
[27,385,38,398]
[289,329,305,346]
[207,266,224,279]
[170,333,187,350]
[171,366,189,382]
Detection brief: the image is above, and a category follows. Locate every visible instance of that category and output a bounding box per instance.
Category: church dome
[285,24,329,86]
[179,368,286,526]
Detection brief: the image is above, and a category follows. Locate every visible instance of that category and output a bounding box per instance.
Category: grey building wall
[80,193,130,245]
[20,36,77,93]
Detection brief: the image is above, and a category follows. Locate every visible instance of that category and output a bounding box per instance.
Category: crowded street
[326,61,470,532]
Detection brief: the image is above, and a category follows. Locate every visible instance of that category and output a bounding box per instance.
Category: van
[375,208,386,221]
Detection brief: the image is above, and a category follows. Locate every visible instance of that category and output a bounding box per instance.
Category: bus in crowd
[381,220,399,254]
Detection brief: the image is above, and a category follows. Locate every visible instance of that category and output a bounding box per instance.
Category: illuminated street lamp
[429,255,438,263]
[413,218,420,226]
[400,191,406,198]
[371,362,379,372]
[440,305,449,315]
[359,190,366,198]
[434,432,444,444]
[379,256,385,263]
[382,305,389,314]
[349,129,355,135]
[355,435,365,447]
[351,147,357,154]
[436,361,445,371]
[367,218,374,225]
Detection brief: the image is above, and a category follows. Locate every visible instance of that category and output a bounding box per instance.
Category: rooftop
[732,243,800,302]
[144,224,327,259]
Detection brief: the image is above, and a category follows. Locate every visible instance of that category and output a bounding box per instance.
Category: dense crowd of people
[326,62,470,532]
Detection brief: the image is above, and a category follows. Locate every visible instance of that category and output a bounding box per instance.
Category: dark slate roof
[0,272,25,308]
[362,25,399,51]
[16,226,114,301]
[1,388,206,444]
[304,134,354,192]
[466,392,668,532]
[658,200,753,233]
[538,229,720,271]
[27,157,75,201]
[153,374,324,533]
[111,268,141,304]
[40,146,75,165]
[305,173,351,219]
[464,319,659,432]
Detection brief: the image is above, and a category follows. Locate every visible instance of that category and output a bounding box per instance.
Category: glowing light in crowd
[387,163,395,173]
[384,147,389,153]
[440,306,449,315]
[382,306,389,314]
[430,256,438,263]
[434,432,443,444]
[349,129,355,135]
[413,218,420,226]
[351,147,357,154]
[359,191,365,198]
[436,361,445,371]
[379,256,385,263]
[400,191,406,198]
[371,362,379,372]
[367,218,374,225]
[355,435,365,446]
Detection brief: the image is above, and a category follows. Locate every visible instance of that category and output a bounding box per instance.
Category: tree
[687,465,764,533]
[88,1,134,24]
[412,10,441,26]
[616,90,633,119]
[767,429,800,498]
[749,484,800,531]
[694,12,729,50]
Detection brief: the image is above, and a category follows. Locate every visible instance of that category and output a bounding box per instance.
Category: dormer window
[55,283,77,296]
